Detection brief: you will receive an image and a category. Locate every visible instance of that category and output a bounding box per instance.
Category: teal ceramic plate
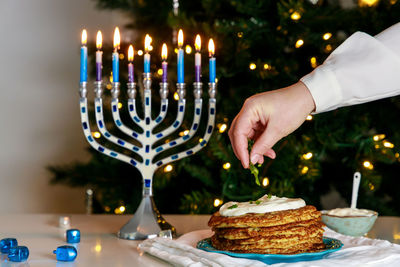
[197,237,343,264]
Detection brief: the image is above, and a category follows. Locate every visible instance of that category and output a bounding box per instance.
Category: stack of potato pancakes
[208,205,326,254]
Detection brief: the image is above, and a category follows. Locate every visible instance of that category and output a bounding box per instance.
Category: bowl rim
[321,209,378,218]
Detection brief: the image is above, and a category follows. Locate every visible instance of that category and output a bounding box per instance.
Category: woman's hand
[228,82,315,168]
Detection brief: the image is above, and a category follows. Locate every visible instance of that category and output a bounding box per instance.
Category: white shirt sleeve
[300,23,400,114]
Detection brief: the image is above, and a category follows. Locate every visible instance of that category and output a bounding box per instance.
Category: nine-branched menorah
[79,73,216,240]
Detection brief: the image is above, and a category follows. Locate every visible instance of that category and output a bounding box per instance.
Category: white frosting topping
[325,208,375,217]
[219,195,306,217]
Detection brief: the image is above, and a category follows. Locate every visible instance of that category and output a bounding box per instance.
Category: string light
[323,33,332,40]
[263,63,271,70]
[92,132,101,139]
[185,45,192,54]
[301,166,309,174]
[223,162,231,170]
[114,205,126,214]
[303,152,313,160]
[373,134,386,141]
[325,44,333,52]
[118,102,123,109]
[137,50,143,56]
[237,32,243,38]
[218,123,227,133]
[290,11,301,20]
[213,198,222,207]
[164,165,173,172]
[179,130,189,136]
[262,177,269,187]
[295,39,304,48]
[306,115,313,120]
[157,69,163,76]
[363,161,374,170]
[369,182,375,191]
[106,84,112,90]
[249,63,256,70]
[119,54,125,60]
[310,57,317,68]
[199,138,204,143]
[174,92,179,100]
[383,141,394,148]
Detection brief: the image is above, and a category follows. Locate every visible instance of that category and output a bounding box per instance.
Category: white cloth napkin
[138,228,400,267]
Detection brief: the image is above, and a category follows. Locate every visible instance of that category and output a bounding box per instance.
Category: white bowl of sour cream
[321,208,378,237]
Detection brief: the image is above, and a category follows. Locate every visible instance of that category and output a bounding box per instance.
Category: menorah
[79,68,216,239]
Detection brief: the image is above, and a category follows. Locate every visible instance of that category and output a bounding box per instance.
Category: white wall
[0,0,130,213]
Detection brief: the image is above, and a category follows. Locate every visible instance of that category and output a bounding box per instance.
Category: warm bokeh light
[92,131,101,139]
[325,44,332,52]
[218,123,227,133]
[81,29,87,46]
[383,141,394,148]
[137,50,143,56]
[162,43,168,60]
[185,45,192,54]
[145,34,152,52]
[306,115,313,120]
[174,92,179,100]
[303,152,313,160]
[208,38,215,57]
[96,31,102,49]
[301,166,309,174]
[157,69,163,75]
[291,11,301,20]
[249,63,256,70]
[263,63,271,70]
[115,205,126,214]
[373,134,386,141]
[223,162,231,170]
[195,34,201,51]
[237,32,243,38]
[213,198,222,207]
[113,27,120,50]
[323,32,332,40]
[178,29,184,48]
[262,177,270,187]
[164,165,173,172]
[118,102,123,109]
[310,57,317,68]
[359,0,380,7]
[128,45,134,62]
[199,138,204,143]
[94,244,102,253]
[363,160,374,170]
[295,39,304,48]
[369,182,375,191]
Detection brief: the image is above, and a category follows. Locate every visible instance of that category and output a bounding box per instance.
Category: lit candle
[208,38,216,83]
[177,29,184,84]
[194,34,201,83]
[144,34,152,73]
[80,29,88,83]
[112,27,120,83]
[128,45,134,83]
[161,43,168,83]
[96,31,103,82]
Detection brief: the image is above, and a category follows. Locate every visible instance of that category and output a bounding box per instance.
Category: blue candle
[177,29,184,83]
[112,27,120,83]
[208,38,216,83]
[80,29,88,83]
[144,34,151,73]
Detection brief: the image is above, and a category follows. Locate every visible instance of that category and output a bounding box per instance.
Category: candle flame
[145,34,152,53]
[178,29,184,48]
[195,34,201,51]
[162,43,167,60]
[113,27,120,50]
[208,38,215,57]
[96,31,102,49]
[128,45,134,62]
[81,29,87,46]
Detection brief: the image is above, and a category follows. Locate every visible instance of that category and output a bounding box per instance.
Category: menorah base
[117,195,176,240]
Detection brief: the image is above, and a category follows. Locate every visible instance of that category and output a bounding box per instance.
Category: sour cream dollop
[219,195,306,217]
[325,208,375,217]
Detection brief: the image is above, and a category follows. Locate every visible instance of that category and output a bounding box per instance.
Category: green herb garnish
[228,204,238,209]
[267,194,272,199]
[255,200,262,205]
[249,201,254,204]
[249,162,261,186]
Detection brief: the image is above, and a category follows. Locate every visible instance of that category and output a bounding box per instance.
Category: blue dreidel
[66,229,80,243]
[8,246,29,262]
[0,238,18,253]
[53,245,77,261]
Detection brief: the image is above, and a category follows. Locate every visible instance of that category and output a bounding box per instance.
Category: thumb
[250,124,280,163]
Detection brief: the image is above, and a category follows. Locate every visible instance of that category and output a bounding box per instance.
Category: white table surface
[0,214,399,267]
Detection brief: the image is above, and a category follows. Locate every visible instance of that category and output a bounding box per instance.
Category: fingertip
[266,149,276,159]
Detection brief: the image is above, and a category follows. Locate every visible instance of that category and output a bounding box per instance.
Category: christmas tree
[49,0,400,215]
